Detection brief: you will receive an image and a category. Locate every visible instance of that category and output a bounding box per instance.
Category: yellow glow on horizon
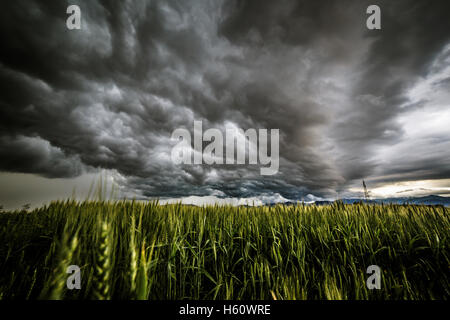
[350,179,450,198]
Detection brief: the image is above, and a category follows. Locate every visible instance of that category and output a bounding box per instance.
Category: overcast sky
[1,0,449,208]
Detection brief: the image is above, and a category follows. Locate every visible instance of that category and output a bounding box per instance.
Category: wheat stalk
[129,214,138,295]
[41,233,78,300]
[92,221,112,300]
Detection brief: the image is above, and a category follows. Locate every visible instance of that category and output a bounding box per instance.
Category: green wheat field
[0,200,448,300]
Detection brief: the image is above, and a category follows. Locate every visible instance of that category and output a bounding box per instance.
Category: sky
[0,0,450,209]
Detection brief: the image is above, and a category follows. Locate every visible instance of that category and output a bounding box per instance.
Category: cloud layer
[0,0,449,200]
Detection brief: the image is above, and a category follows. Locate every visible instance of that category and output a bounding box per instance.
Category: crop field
[0,200,448,300]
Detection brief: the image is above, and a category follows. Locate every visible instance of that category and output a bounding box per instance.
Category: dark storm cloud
[0,135,85,178]
[0,0,449,200]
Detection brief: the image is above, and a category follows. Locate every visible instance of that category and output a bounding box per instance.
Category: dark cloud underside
[0,0,449,200]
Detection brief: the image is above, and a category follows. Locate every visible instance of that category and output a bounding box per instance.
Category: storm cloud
[0,0,449,201]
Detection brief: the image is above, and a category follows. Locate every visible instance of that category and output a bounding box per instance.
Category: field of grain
[0,200,448,299]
